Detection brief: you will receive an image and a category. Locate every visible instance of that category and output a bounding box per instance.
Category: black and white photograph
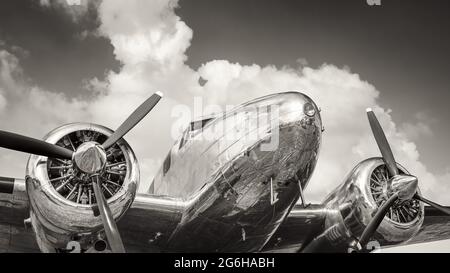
[0,0,450,261]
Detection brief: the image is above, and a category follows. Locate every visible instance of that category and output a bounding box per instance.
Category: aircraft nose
[268,92,322,190]
[275,92,321,126]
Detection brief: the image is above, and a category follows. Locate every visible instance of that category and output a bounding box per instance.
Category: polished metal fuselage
[143,92,323,252]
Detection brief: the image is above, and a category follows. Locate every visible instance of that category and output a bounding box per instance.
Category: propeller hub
[72,141,107,174]
[390,174,418,201]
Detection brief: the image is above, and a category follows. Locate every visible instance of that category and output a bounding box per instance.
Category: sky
[0,0,449,210]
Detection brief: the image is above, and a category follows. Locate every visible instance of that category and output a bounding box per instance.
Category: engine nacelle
[25,123,139,252]
[323,158,424,248]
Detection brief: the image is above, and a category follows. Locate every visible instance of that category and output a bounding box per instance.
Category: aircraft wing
[261,203,327,253]
[390,206,450,247]
[116,194,183,253]
[3,174,448,253]
[262,203,450,253]
[0,174,184,253]
[0,176,39,252]
[368,206,450,253]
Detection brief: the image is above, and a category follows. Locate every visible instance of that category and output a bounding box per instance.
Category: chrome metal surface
[92,176,125,253]
[370,164,421,224]
[72,142,107,174]
[3,91,449,253]
[117,193,184,252]
[262,204,329,252]
[46,129,129,205]
[303,102,316,117]
[358,192,400,248]
[25,123,139,252]
[0,178,29,226]
[7,91,325,253]
[0,178,39,252]
[146,91,323,252]
[389,175,418,201]
[323,158,424,247]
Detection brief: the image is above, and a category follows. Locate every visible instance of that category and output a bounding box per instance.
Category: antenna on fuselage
[295,174,310,208]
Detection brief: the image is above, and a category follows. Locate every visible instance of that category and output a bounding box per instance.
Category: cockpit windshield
[179,118,213,149]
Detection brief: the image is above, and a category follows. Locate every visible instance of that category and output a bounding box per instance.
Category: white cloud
[37,0,99,22]
[97,0,192,67]
[88,0,450,203]
[0,49,89,177]
[2,0,449,205]
[0,89,6,111]
[194,60,449,202]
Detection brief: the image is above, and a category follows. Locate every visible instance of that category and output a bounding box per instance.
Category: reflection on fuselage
[149,92,322,252]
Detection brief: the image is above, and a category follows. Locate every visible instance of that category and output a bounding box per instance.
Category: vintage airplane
[0,91,449,253]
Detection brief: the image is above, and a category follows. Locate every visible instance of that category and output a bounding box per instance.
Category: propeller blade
[367,109,399,177]
[414,193,450,215]
[0,130,73,160]
[359,193,399,248]
[102,92,163,149]
[92,176,125,253]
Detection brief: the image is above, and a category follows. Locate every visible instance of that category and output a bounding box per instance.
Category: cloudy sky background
[0,0,449,207]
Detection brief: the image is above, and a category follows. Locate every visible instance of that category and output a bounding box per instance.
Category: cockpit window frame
[178,118,213,150]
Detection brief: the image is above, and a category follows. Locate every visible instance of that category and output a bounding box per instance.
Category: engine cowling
[323,158,424,248]
[25,123,139,252]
